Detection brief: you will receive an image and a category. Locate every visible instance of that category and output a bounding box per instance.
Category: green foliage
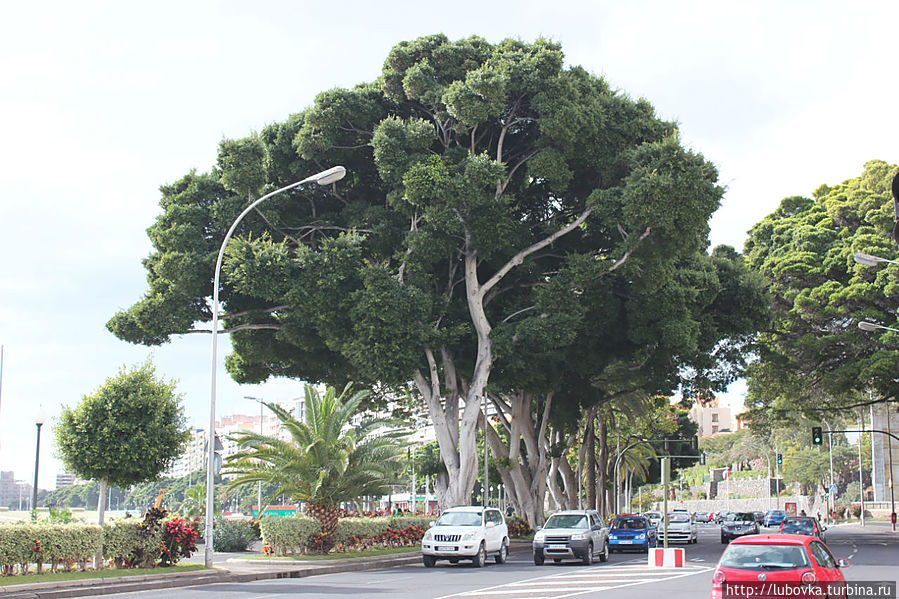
[0,524,102,574]
[212,518,258,552]
[258,514,319,555]
[53,362,190,490]
[225,383,404,512]
[103,520,159,568]
[744,160,899,417]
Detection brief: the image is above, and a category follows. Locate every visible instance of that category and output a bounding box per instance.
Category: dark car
[779,516,827,543]
[720,512,760,543]
[609,515,657,553]
[715,511,733,525]
[752,511,764,525]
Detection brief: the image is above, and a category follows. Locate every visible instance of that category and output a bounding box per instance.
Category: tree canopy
[743,160,899,418]
[110,34,769,507]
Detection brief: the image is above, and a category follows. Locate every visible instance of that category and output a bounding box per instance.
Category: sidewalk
[0,541,533,599]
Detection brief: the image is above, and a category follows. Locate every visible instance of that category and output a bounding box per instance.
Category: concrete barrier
[648,547,684,567]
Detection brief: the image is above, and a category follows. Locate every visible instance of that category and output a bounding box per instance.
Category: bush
[213,519,257,552]
[259,515,318,555]
[388,515,433,530]
[849,504,862,518]
[0,523,102,575]
[507,517,532,538]
[159,517,198,566]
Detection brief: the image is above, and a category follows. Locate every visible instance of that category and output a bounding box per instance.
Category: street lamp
[853,251,899,267]
[858,321,899,334]
[205,165,347,567]
[32,405,44,515]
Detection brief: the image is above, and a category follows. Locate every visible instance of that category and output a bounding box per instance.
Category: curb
[0,541,535,598]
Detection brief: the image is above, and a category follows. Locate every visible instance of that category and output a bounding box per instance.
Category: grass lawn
[236,546,420,561]
[0,563,209,587]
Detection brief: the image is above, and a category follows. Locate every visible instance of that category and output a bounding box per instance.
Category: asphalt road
[107,522,899,599]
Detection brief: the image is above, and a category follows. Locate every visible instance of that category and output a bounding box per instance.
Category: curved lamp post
[205,166,346,567]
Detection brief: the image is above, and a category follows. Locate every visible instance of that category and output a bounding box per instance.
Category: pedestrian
[506,505,513,518]
[799,509,806,517]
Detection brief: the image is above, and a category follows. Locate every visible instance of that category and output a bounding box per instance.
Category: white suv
[421,506,510,568]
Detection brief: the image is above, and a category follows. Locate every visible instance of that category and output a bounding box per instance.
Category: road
[108,522,898,599]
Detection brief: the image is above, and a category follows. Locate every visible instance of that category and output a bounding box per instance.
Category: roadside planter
[648,547,684,568]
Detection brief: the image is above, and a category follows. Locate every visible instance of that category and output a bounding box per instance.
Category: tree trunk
[585,410,597,511]
[95,477,107,569]
[596,416,609,517]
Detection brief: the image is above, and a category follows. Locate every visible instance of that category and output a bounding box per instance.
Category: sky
[1,0,898,490]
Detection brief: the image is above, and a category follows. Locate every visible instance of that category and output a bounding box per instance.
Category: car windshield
[668,513,691,522]
[727,512,755,523]
[544,514,588,529]
[613,517,646,530]
[782,519,814,534]
[719,543,810,571]
[644,512,660,519]
[435,511,482,527]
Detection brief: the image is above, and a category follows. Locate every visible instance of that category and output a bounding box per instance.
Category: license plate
[548,544,566,550]
[436,546,455,552]
[618,540,633,544]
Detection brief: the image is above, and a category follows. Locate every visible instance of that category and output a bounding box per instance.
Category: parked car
[764,509,786,527]
[420,506,509,568]
[532,509,610,565]
[720,512,760,543]
[752,511,765,525]
[779,516,827,542]
[714,511,733,525]
[609,514,657,553]
[695,511,711,523]
[658,511,698,544]
[710,534,849,599]
[643,510,662,529]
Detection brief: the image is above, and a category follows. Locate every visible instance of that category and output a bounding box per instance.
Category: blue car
[608,515,657,553]
[763,509,786,527]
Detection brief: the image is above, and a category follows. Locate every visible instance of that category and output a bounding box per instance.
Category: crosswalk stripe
[434,563,713,599]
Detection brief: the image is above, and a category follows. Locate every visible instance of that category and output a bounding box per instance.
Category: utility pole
[775,443,781,510]
[858,410,866,527]
[888,407,896,532]
[661,457,670,549]
[482,394,488,508]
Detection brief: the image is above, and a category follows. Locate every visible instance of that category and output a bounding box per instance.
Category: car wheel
[599,540,609,562]
[582,543,594,565]
[422,555,437,568]
[472,543,486,568]
[534,551,544,566]
[495,540,508,564]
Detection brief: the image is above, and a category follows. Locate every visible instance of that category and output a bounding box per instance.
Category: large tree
[110,35,740,507]
[743,160,899,417]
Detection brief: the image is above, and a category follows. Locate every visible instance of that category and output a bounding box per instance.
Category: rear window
[613,517,647,530]
[782,520,814,534]
[668,513,691,522]
[719,543,810,571]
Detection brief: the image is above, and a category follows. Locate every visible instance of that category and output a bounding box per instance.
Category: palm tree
[225,383,404,538]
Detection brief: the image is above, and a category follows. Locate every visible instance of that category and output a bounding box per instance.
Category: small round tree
[54,361,190,565]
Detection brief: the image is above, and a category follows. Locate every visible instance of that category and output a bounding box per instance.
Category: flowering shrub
[507,517,532,538]
[308,531,336,554]
[159,517,199,566]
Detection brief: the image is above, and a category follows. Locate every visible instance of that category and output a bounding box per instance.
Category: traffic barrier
[648,547,684,567]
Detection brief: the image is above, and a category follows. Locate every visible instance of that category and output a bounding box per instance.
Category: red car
[710,534,849,599]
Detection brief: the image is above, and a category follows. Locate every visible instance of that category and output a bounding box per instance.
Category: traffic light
[777,453,783,465]
[812,427,823,445]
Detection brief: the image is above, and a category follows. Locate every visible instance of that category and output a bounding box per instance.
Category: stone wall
[650,494,827,517]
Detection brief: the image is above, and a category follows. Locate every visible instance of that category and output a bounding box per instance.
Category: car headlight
[423,531,432,540]
[461,532,476,541]
[638,533,645,539]
[609,535,617,540]
[569,533,585,541]
[534,532,545,542]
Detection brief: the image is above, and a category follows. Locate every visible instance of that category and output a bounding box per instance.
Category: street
[106,522,899,599]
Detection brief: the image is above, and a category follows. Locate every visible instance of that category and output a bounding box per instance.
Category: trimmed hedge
[259,515,318,555]
[0,524,103,575]
[103,520,163,568]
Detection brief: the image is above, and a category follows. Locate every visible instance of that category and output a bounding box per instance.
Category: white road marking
[434,562,713,599]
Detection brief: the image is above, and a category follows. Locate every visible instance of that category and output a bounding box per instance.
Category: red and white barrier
[648,547,685,568]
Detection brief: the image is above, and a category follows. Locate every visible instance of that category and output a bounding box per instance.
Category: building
[687,394,748,437]
[55,473,77,488]
[870,404,899,505]
[0,471,31,509]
